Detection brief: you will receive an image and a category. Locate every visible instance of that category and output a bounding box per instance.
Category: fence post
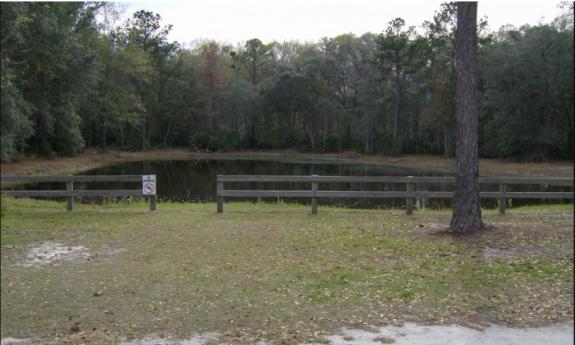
[498,183,507,215]
[66,180,74,211]
[406,176,414,215]
[149,195,157,211]
[217,176,224,213]
[540,184,547,204]
[417,184,427,210]
[311,175,318,215]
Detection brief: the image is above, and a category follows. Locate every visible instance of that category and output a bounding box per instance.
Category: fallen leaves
[1,201,572,344]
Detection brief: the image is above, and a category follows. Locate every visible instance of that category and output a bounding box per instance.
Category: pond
[8,157,569,209]
[81,158,451,209]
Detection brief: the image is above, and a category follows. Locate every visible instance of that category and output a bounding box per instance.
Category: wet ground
[326,322,574,345]
[2,322,573,345]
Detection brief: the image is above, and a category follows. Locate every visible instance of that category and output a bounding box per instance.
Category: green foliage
[233,38,275,84]
[375,18,430,155]
[480,24,574,159]
[1,3,34,161]
[189,131,227,151]
[1,2,100,159]
[0,2,572,161]
[0,63,33,161]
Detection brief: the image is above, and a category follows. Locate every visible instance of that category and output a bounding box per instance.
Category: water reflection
[8,158,570,209]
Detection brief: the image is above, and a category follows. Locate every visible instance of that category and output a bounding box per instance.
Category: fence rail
[1,175,156,211]
[216,175,573,215]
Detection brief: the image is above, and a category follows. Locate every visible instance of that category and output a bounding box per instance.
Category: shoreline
[1,148,572,178]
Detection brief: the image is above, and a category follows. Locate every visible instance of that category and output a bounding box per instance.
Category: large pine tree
[450,2,484,233]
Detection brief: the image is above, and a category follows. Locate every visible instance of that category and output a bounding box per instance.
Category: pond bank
[1,149,572,178]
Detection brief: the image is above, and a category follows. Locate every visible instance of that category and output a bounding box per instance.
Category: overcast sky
[120,0,564,46]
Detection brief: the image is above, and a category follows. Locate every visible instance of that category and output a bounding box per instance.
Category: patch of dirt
[21,242,90,267]
[483,246,546,258]
[53,330,119,345]
[7,322,574,345]
[119,333,220,345]
[20,242,126,267]
[0,338,35,345]
[324,322,574,345]
[418,219,574,260]
[422,222,500,241]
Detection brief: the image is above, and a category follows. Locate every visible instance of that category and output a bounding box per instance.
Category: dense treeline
[1,2,573,162]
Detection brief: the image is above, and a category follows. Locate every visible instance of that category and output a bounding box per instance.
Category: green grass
[1,197,573,344]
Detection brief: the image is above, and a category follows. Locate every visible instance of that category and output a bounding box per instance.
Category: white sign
[142,175,156,195]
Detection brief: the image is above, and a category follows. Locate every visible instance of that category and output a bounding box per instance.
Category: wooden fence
[216,175,573,214]
[0,175,157,211]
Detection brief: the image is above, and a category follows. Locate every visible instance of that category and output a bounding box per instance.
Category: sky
[119,0,565,46]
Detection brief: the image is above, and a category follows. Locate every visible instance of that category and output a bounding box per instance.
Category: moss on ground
[1,198,573,344]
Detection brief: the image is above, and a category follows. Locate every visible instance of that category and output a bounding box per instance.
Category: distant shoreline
[1,148,572,178]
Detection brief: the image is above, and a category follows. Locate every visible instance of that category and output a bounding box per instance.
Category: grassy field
[1,198,573,344]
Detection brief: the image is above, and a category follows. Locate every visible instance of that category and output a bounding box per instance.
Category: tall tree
[480,24,573,159]
[123,10,178,149]
[0,3,34,161]
[424,3,457,157]
[264,67,325,152]
[242,38,271,85]
[1,2,571,161]
[451,2,484,233]
[1,2,101,157]
[376,18,424,155]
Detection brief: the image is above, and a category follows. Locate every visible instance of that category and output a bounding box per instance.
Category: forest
[1,2,573,162]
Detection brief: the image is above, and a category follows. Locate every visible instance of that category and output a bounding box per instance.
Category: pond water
[8,157,570,209]
[81,158,453,209]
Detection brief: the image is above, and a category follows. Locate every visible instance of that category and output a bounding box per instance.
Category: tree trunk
[41,119,48,152]
[444,124,453,158]
[252,57,257,85]
[450,2,484,233]
[163,118,174,148]
[101,125,106,148]
[120,125,124,147]
[414,109,420,149]
[302,111,316,152]
[306,128,316,152]
[392,73,402,155]
[322,111,329,149]
[87,120,93,147]
[364,136,371,153]
[345,117,352,148]
[141,116,147,150]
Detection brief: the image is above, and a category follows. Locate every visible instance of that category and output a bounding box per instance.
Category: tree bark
[450,2,484,233]
[163,118,174,147]
[101,125,106,148]
[141,116,147,150]
[322,110,329,148]
[392,72,402,155]
[302,111,316,152]
[444,124,453,158]
[251,56,257,85]
[87,120,92,147]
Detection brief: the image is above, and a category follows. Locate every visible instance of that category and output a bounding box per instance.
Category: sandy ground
[1,149,572,177]
[326,322,574,345]
[2,322,573,345]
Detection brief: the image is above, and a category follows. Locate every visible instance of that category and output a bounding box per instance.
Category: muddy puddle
[19,242,126,267]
